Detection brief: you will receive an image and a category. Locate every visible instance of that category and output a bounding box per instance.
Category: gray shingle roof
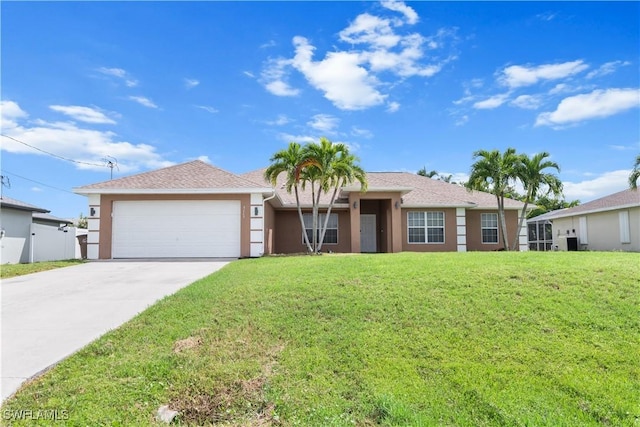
[242,169,526,210]
[33,212,74,224]
[0,196,49,213]
[532,188,640,220]
[74,160,269,193]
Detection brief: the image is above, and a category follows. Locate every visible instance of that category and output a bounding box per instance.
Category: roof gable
[75,160,269,194]
[534,188,640,220]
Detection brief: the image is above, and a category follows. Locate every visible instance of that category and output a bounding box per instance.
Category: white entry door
[360,214,377,253]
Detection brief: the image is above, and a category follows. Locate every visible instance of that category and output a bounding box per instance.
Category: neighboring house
[1,196,48,264]
[73,160,530,259]
[0,197,77,263]
[527,188,640,252]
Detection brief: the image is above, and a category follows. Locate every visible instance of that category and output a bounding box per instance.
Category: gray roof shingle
[531,188,639,220]
[242,169,526,210]
[0,196,49,213]
[75,160,269,193]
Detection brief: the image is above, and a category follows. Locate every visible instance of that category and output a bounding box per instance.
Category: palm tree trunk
[511,196,530,251]
[498,195,509,251]
[295,185,313,253]
[311,183,319,253]
[317,182,341,253]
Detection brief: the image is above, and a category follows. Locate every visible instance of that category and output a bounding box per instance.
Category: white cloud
[0,100,28,128]
[535,88,640,127]
[364,33,444,77]
[386,101,400,112]
[97,67,138,87]
[261,58,300,97]
[260,40,277,49]
[259,4,454,111]
[308,114,339,133]
[265,80,300,97]
[339,13,401,48]
[536,12,557,21]
[291,36,386,110]
[351,126,373,138]
[243,71,255,78]
[184,78,200,89]
[49,105,116,124]
[128,96,158,109]
[499,60,588,88]
[196,105,219,114]
[510,94,543,110]
[473,93,510,109]
[380,0,419,25]
[1,101,172,173]
[586,60,631,79]
[194,155,212,163]
[265,115,291,126]
[278,133,318,144]
[454,115,469,126]
[562,170,630,202]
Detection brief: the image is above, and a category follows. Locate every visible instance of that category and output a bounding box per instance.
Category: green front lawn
[3,252,638,426]
[0,259,84,279]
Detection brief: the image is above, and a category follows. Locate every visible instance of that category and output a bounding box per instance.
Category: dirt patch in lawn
[170,344,284,426]
[173,336,203,353]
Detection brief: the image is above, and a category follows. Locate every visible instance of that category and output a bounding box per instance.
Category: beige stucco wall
[552,207,640,252]
[466,209,520,251]
[400,208,458,252]
[98,193,252,259]
[273,209,352,254]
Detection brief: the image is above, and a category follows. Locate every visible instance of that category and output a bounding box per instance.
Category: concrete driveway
[1,259,230,402]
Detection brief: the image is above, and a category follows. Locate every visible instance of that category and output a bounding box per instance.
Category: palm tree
[264,142,313,253]
[630,154,640,190]
[511,152,563,250]
[417,167,438,178]
[466,148,520,250]
[301,138,368,253]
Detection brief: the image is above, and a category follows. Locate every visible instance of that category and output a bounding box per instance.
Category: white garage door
[112,200,241,258]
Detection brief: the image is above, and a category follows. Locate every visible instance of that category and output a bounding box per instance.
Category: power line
[0,169,78,195]
[1,134,107,168]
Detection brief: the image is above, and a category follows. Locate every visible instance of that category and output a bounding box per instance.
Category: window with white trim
[302,213,338,245]
[619,210,631,244]
[481,213,499,244]
[408,211,445,243]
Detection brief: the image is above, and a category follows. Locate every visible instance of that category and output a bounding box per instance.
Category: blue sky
[1,1,638,220]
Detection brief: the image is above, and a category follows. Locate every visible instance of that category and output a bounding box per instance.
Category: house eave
[341,186,413,195]
[73,187,274,196]
[401,203,477,209]
[542,202,640,220]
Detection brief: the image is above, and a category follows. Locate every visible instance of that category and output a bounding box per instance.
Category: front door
[360,214,377,253]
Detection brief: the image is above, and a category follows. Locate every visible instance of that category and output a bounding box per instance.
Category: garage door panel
[112,200,241,258]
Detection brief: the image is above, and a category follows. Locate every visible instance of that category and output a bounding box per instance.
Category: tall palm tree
[417,167,438,178]
[630,154,640,190]
[466,148,520,250]
[264,142,313,253]
[512,152,563,250]
[302,138,368,253]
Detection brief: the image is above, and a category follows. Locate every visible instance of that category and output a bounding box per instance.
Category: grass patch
[0,259,84,279]
[2,252,639,426]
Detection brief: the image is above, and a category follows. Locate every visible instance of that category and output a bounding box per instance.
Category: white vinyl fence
[30,223,78,262]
